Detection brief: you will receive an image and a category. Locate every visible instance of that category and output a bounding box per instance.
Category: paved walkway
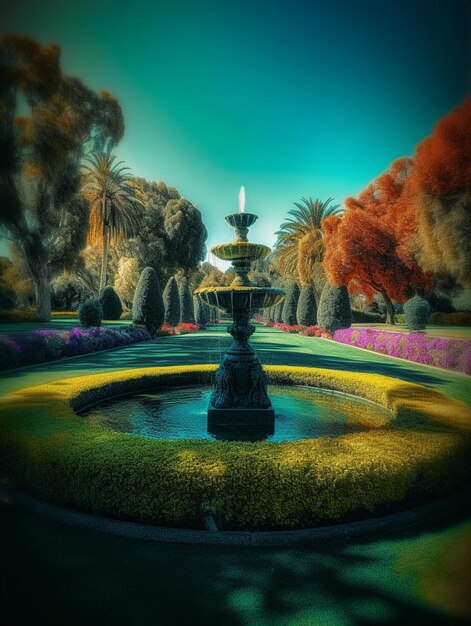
[1,324,470,625]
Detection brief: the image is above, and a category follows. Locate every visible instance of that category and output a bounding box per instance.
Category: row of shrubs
[0,326,152,371]
[77,271,215,334]
[2,365,469,530]
[333,327,471,375]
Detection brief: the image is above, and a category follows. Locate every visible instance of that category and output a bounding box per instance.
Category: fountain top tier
[195,209,284,311]
[211,213,271,273]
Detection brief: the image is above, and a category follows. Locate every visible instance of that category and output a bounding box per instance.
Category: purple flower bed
[333,327,471,375]
[0,325,152,371]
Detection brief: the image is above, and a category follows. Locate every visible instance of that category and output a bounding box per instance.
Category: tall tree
[0,35,124,320]
[126,178,207,286]
[275,197,342,300]
[323,159,429,324]
[114,257,140,309]
[404,97,471,287]
[82,150,142,292]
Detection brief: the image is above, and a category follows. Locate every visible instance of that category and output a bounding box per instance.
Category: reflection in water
[81,386,391,442]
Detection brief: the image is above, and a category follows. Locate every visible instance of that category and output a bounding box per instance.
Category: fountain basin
[195,286,285,312]
[2,365,469,531]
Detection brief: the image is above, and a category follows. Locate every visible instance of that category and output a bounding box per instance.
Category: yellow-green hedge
[1,365,470,530]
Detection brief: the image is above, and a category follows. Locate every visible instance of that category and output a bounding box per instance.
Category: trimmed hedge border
[1,365,470,531]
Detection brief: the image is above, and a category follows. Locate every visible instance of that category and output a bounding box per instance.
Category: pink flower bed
[0,325,152,371]
[333,327,471,375]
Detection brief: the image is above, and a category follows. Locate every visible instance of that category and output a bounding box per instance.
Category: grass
[0,317,133,335]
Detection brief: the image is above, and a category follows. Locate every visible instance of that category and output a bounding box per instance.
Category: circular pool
[81,385,390,441]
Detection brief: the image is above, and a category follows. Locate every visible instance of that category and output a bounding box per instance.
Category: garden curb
[9,487,470,547]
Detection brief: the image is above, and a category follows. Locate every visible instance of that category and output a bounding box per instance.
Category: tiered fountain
[195,187,285,435]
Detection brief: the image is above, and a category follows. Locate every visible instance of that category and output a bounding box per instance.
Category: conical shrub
[282,282,300,326]
[99,286,123,320]
[132,267,164,334]
[297,285,317,326]
[193,295,209,327]
[317,283,351,334]
[404,295,431,331]
[163,276,180,327]
[179,277,195,323]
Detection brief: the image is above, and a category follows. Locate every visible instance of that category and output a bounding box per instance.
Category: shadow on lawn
[255,340,443,387]
[1,491,468,626]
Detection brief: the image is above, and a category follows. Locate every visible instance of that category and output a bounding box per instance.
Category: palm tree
[82,150,143,292]
[275,197,342,295]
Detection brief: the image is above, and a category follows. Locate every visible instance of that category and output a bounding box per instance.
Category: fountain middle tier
[195,286,285,313]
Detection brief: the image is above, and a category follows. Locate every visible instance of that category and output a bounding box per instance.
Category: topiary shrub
[78,298,102,328]
[282,282,300,326]
[178,277,195,323]
[132,267,164,334]
[163,276,181,327]
[99,286,123,320]
[296,285,317,326]
[193,295,208,327]
[275,301,284,323]
[318,283,351,334]
[404,295,431,331]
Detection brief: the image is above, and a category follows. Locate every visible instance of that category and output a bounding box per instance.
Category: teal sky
[2,0,470,265]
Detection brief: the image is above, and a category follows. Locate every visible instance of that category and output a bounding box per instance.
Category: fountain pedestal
[208,310,274,431]
[195,206,285,436]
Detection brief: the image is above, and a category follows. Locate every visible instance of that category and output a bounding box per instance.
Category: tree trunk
[33,268,51,322]
[99,223,109,293]
[22,240,51,321]
[381,290,395,325]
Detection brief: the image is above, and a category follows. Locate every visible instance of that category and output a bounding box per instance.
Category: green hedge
[429,312,471,326]
[1,365,470,531]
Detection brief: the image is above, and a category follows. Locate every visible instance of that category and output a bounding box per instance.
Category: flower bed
[257,316,332,339]
[0,325,152,371]
[161,322,201,335]
[1,365,470,530]
[334,327,471,375]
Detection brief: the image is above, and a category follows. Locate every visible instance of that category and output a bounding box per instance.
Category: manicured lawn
[1,324,470,625]
[0,317,132,335]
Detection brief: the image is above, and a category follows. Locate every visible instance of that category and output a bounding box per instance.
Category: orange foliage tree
[404,97,471,287]
[323,159,430,324]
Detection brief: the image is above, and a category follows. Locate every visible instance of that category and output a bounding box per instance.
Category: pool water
[81,385,391,442]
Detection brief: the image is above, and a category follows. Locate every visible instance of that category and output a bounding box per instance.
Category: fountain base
[208,405,275,429]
